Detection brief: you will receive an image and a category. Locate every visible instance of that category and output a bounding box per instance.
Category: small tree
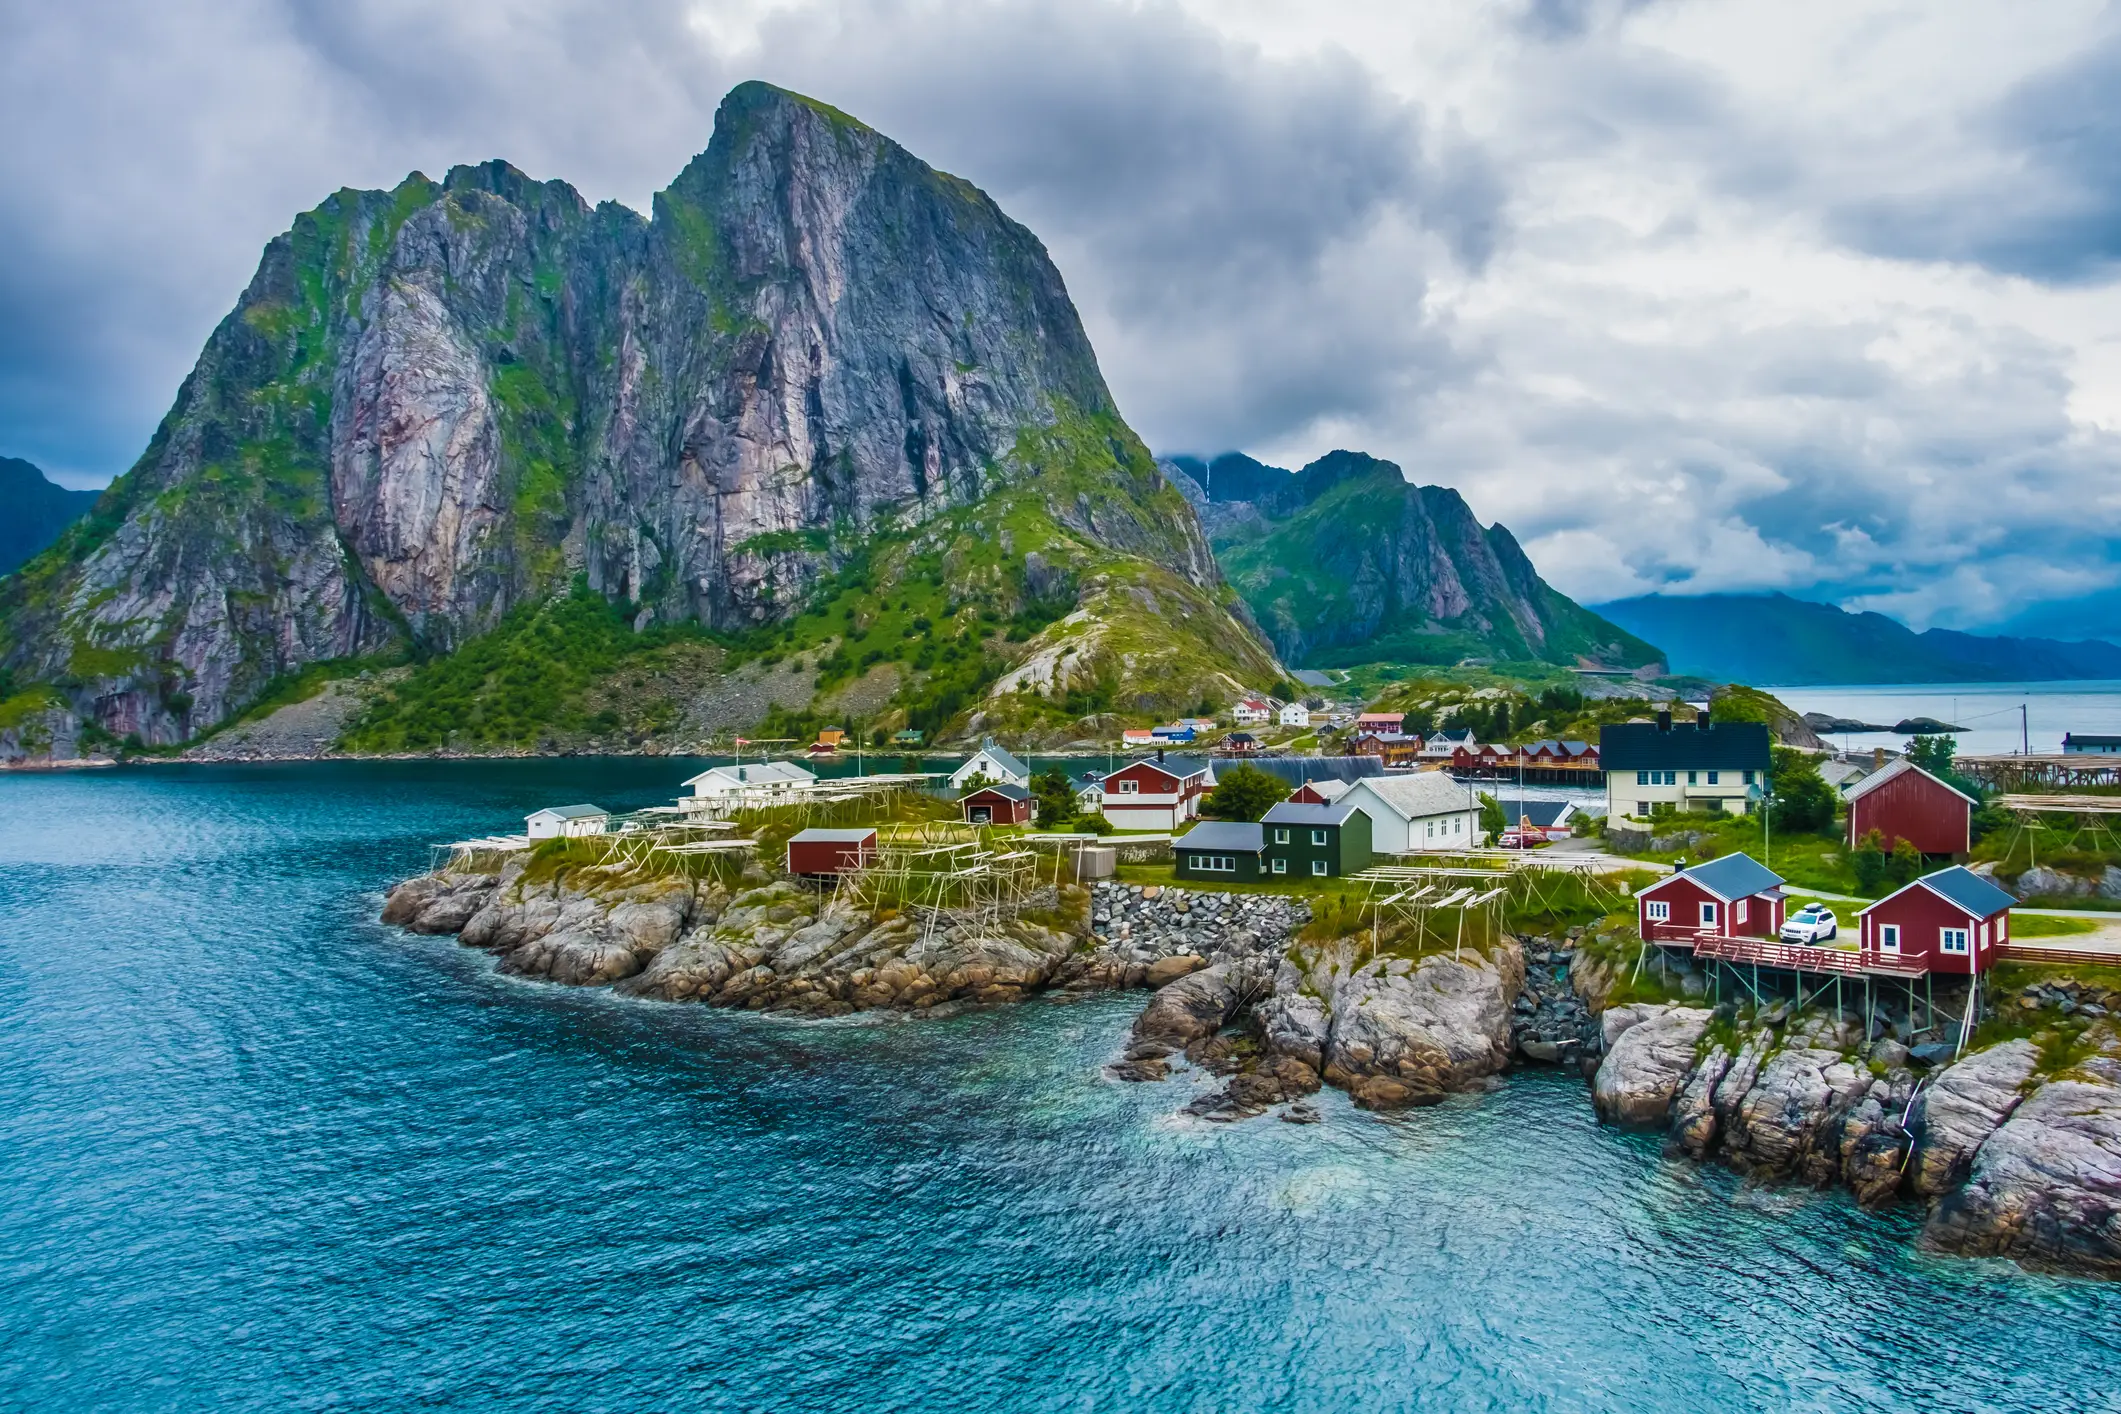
[1030,769,1077,830]
[1479,791,1506,837]
[1077,811,1113,836]
[1888,837,1924,887]
[1768,747,1836,834]
[1852,829,1888,892]
[1274,678,1300,704]
[1906,734,1955,776]
[1202,764,1291,820]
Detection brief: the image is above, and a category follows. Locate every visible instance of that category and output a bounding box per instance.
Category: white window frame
[1310,828,1328,846]
[1637,770,1650,785]
[1880,924,1900,954]
[1645,900,1670,922]
[1707,771,1720,786]
[1700,902,1718,927]
[1116,779,1138,794]
[1735,899,1748,924]
[1271,858,1287,875]
[1310,860,1328,877]
[1273,827,1290,844]
[1941,927,1969,955]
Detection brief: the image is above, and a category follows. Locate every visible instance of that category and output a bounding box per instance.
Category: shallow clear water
[4,761,2119,1412]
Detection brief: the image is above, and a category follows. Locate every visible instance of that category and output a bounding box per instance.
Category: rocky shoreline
[382,860,2121,1276]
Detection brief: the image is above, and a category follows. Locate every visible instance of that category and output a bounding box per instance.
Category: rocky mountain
[1594,592,2121,685]
[0,458,98,577]
[1164,451,1661,672]
[0,83,1276,753]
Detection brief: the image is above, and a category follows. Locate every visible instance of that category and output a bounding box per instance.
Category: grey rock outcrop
[1907,1038,2040,1196]
[1591,1007,1712,1127]
[1320,943,1525,1109]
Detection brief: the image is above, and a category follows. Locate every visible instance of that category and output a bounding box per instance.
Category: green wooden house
[1262,800,1373,878]
[1173,821,1269,882]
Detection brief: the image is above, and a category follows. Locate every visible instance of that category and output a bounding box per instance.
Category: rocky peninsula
[383,857,2121,1277]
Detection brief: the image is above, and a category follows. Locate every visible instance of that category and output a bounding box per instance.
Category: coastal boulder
[1320,942,1524,1110]
[382,872,499,933]
[1924,1048,2121,1271]
[1908,1038,2040,1196]
[1593,1007,1712,1128]
[1720,1031,1872,1183]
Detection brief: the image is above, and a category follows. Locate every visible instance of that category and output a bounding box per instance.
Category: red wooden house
[1098,753,1214,830]
[786,827,878,876]
[1856,866,2014,976]
[1350,732,1421,767]
[961,782,1036,825]
[1844,758,1975,857]
[1288,778,1353,806]
[1636,853,1787,944]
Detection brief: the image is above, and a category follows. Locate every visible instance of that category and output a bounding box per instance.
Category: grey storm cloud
[3,0,2120,638]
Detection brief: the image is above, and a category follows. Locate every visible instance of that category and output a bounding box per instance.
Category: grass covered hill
[1165,451,1661,674]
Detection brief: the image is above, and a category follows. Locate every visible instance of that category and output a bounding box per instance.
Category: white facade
[1606,767,1756,820]
[1231,700,1271,726]
[1279,702,1311,727]
[526,805,609,840]
[950,739,1030,792]
[1341,774,1483,853]
[684,761,817,804]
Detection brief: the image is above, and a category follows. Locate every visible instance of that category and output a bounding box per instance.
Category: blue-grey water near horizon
[6,760,2121,1412]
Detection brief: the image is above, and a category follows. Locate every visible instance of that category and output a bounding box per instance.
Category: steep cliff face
[0,83,1247,748]
[1166,451,1659,672]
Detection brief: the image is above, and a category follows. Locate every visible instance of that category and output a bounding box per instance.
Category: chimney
[1656,710,1672,732]
[1873,746,1886,770]
[1157,746,1166,764]
[1697,713,1712,731]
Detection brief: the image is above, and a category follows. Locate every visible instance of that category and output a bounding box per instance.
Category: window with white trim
[1707,771,1720,785]
[1311,860,1327,877]
[1941,927,1969,955]
[1116,780,1137,794]
[1880,924,1900,953]
[1645,900,1670,922]
[1736,899,1748,924]
[1273,827,1289,844]
[1700,902,1717,926]
[1271,858,1287,875]
[1637,770,1650,785]
[1311,828,1328,846]
[1189,854,1236,873]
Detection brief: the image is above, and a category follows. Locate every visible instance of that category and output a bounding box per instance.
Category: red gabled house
[1857,866,2014,975]
[1636,853,1787,944]
[1099,753,1214,831]
[961,783,1036,825]
[786,827,877,875]
[1845,758,1975,857]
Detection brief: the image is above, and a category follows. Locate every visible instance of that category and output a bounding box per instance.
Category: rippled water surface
[5,760,2120,1412]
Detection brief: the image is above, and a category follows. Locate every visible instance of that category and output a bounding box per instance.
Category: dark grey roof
[1499,799,1572,827]
[1912,866,2016,919]
[533,803,608,820]
[1600,720,1772,772]
[1130,754,1213,780]
[974,737,1030,778]
[2065,734,2121,748]
[1177,821,1266,852]
[1673,852,1784,901]
[1263,800,1363,827]
[964,781,1031,801]
[1245,757,1387,787]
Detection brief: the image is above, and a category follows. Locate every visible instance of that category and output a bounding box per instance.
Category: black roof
[1176,821,1267,853]
[1599,719,1771,772]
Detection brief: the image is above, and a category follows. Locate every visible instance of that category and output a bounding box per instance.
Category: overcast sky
[6,0,2121,636]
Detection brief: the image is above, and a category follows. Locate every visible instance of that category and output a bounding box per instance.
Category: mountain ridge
[1593,592,2121,685]
[1164,450,1662,673]
[0,82,1278,755]
[0,458,98,577]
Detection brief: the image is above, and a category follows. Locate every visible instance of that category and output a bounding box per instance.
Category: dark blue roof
[1916,866,2016,918]
[1498,799,1572,827]
[1176,821,1266,852]
[1676,852,1784,901]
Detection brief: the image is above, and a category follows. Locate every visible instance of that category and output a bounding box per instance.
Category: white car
[1781,904,1838,944]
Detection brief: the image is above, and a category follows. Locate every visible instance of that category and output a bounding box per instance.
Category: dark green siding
[1175,849,1265,882]
[1263,811,1373,878]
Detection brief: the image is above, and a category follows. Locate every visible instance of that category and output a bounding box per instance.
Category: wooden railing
[1691,930,1928,978]
[1997,941,2121,967]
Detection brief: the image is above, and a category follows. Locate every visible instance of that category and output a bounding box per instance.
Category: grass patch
[2011,914,2101,938]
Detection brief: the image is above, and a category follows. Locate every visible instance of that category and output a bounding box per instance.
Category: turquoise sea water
[5,760,2121,1412]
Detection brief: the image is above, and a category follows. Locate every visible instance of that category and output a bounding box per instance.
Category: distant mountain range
[0,458,98,577]
[1593,592,2121,685]
[1163,451,1661,672]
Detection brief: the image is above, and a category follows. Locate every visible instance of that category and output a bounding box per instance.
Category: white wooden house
[1278,702,1311,728]
[950,737,1031,792]
[526,804,610,840]
[1231,699,1271,726]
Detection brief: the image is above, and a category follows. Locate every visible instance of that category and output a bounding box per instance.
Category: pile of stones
[1089,883,1308,965]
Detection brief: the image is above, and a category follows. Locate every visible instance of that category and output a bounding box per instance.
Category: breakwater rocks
[381,866,1287,1016]
[1590,1004,2121,1275]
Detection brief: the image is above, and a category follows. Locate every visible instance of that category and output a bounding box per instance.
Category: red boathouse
[961,783,1036,826]
[1845,758,1975,857]
[1637,853,1788,944]
[786,827,878,876]
[1857,866,2014,976]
